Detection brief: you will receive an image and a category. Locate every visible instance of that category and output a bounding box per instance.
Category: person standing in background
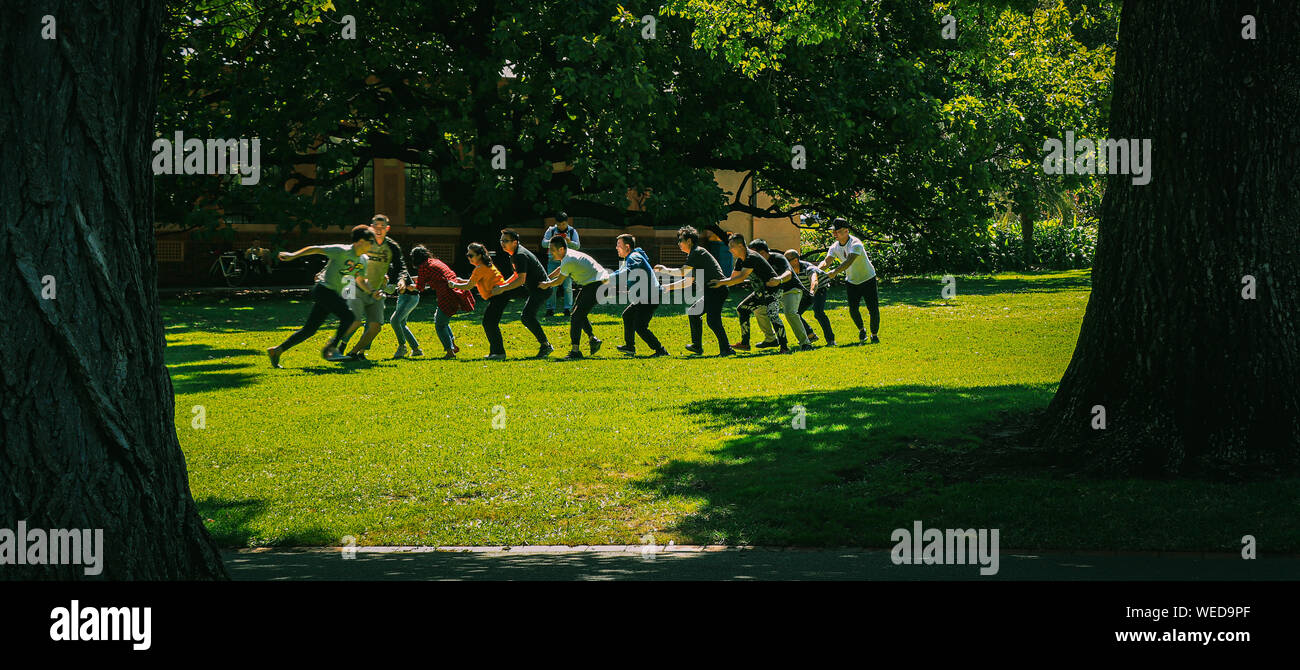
[542,212,579,318]
[705,223,734,277]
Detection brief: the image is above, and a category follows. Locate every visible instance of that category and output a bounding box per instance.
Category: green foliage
[859,219,1096,275]
[156,0,1117,271]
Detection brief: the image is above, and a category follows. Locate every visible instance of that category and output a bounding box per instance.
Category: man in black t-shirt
[657,225,734,356]
[708,233,790,354]
[487,228,554,358]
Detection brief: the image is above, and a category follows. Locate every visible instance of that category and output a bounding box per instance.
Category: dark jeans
[622,302,663,351]
[689,286,730,351]
[520,287,551,345]
[846,277,880,335]
[569,282,600,347]
[482,293,513,355]
[278,283,355,351]
[798,288,834,342]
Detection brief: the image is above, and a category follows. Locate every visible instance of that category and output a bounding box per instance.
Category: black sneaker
[684,344,702,355]
[870,335,880,344]
[755,339,780,349]
[718,348,735,357]
[808,332,819,343]
[799,344,815,352]
[779,346,793,355]
[826,339,837,347]
[616,345,637,356]
[564,350,584,360]
[589,337,603,355]
[649,348,669,358]
[267,347,283,369]
[347,350,368,361]
[536,343,555,358]
[858,328,868,343]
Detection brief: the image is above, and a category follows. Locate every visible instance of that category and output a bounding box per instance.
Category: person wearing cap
[819,217,880,344]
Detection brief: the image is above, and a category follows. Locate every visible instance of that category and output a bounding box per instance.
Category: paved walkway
[221,546,1300,581]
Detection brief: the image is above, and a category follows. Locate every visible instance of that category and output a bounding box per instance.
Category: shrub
[802,219,1096,276]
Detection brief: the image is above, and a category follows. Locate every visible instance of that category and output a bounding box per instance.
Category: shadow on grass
[633,383,1062,546]
[165,343,261,364]
[196,497,341,547]
[634,380,1300,552]
[170,361,258,394]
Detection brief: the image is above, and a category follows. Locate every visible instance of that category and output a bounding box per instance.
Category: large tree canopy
[156,0,1111,261]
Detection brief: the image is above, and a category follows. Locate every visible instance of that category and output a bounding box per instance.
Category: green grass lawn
[164,270,1300,552]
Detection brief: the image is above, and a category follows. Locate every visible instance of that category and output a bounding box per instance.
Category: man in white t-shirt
[539,236,609,359]
[818,217,880,344]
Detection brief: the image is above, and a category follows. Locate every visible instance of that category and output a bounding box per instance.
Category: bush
[803,219,1096,276]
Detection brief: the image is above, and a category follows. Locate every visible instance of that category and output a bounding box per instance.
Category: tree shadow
[632,381,1300,551]
[632,383,1062,546]
[169,361,258,394]
[165,342,261,364]
[195,497,342,547]
[163,296,320,334]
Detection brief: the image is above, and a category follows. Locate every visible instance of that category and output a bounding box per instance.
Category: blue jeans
[433,308,455,352]
[545,258,573,310]
[389,292,421,349]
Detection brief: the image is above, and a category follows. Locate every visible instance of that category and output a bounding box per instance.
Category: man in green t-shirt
[336,214,409,360]
[266,225,376,368]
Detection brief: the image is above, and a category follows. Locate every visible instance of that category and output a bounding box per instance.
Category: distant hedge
[801,219,1097,276]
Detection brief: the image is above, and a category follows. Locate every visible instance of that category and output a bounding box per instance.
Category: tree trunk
[1043,1,1300,475]
[1,1,226,578]
[1018,198,1036,267]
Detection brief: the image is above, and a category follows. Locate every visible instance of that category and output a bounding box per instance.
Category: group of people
[265,213,881,367]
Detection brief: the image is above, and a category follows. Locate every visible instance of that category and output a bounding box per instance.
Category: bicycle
[207,250,247,287]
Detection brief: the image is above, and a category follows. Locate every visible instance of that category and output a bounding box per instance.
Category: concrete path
[221,546,1300,581]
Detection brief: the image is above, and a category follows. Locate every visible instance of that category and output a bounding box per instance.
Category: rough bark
[1017,198,1036,265]
[1,1,227,578]
[1043,1,1300,475]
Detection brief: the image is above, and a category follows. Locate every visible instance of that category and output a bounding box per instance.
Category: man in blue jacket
[608,234,669,357]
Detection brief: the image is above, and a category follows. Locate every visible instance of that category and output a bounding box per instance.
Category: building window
[318,163,374,226]
[405,165,455,226]
[157,240,185,262]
